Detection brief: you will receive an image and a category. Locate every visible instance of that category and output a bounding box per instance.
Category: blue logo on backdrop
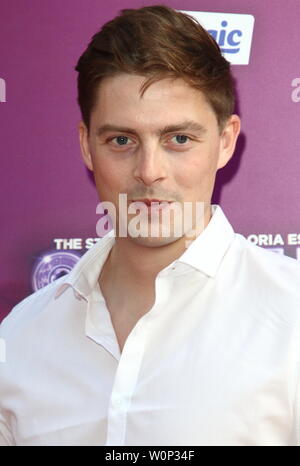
[208,21,242,54]
[180,11,254,64]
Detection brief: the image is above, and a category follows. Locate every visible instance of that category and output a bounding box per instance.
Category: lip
[130,198,173,205]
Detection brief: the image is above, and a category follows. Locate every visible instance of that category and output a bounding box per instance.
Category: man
[1,5,300,446]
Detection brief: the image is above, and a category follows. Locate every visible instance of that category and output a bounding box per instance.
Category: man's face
[79,73,240,247]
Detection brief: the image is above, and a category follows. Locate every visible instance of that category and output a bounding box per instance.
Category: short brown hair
[75,5,235,133]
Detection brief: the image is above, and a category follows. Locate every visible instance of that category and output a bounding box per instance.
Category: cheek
[93,158,121,185]
[174,156,215,190]
[92,158,131,201]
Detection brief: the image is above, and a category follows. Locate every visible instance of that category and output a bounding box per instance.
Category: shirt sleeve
[0,412,14,446]
[292,320,300,446]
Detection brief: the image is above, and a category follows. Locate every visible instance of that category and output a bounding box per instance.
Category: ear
[78,121,94,171]
[217,114,241,169]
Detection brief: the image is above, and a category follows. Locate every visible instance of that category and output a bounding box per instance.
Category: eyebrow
[95,120,207,138]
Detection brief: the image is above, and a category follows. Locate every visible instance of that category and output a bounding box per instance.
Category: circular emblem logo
[31,251,81,291]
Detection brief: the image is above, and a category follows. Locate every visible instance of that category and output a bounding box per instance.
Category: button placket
[105,319,150,446]
[105,274,173,446]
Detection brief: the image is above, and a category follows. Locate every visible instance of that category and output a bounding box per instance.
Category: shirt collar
[54,204,235,300]
[176,204,235,277]
[54,228,115,300]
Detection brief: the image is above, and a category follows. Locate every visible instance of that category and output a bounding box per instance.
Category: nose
[133,143,168,186]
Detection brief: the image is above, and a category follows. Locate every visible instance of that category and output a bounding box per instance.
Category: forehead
[91,73,218,129]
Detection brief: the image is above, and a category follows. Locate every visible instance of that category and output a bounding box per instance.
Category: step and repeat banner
[0,0,299,320]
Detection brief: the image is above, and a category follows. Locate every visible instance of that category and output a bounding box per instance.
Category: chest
[108,295,155,352]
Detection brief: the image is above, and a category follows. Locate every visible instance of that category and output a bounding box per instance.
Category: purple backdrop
[1,0,299,320]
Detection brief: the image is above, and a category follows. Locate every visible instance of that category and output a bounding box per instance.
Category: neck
[100,204,213,287]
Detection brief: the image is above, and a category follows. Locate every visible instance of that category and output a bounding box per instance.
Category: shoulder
[228,233,300,325]
[0,275,67,338]
[233,233,300,281]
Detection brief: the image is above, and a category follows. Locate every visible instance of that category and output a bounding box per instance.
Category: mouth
[130,198,173,206]
[128,199,175,212]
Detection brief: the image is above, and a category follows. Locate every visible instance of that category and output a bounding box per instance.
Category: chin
[127,232,183,248]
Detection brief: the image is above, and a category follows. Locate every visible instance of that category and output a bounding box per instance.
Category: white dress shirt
[1,205,300,446]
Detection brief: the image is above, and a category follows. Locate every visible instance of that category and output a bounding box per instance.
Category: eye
[111,135,132,146]
[106,135,134,147]
[171,135,190,144]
